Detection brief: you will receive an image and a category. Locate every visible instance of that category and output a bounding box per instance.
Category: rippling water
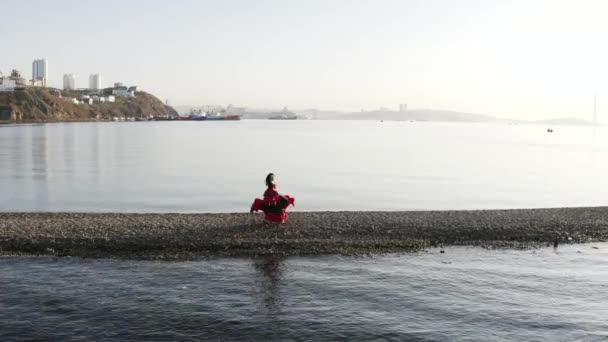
[1,244,607,341]
[2,121,608,212]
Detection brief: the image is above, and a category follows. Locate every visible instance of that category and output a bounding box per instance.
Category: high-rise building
[399,103,408,112]
[32,59,48,87]
[89,74,101,90]
[63,74,76,91]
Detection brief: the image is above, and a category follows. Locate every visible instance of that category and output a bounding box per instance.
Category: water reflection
[2,127,28,208]
[251,255,286,314]
[31,126,49,208]
[31,126,47,180]
[8,126,27,179]
[62,124,76,178]
[90,124,101,183]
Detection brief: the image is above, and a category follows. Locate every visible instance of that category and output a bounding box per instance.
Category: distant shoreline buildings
[1,58,140,105]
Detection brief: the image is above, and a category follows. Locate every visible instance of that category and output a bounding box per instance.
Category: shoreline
[1,207,608,259]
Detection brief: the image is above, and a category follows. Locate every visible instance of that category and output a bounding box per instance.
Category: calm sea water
[1,244,607,341]
[2,121,608,341]
[2,121,608,212]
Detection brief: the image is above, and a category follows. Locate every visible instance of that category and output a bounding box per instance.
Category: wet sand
[1,207,607,259]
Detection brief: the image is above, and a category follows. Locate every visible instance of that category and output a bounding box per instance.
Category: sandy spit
[1,208,607,259]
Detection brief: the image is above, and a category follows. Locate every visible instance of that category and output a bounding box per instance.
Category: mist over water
[1,121,608,212]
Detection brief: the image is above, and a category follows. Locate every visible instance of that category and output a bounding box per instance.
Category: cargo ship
[177,109,241,121]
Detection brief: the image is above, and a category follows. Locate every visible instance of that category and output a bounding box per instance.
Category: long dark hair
[265,173,275,187]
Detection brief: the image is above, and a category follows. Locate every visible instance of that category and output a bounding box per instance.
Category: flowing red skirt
[250,195,295,224]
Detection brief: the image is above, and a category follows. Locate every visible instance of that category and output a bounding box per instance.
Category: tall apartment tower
[89,74,101,90]
[32,59,48,87]
[63,74,76,91]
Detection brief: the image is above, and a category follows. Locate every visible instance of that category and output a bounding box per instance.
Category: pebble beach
[1,207,607,259]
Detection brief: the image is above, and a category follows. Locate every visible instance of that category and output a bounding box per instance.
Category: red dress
[250,185,295,224]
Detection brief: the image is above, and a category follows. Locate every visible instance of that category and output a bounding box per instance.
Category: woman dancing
[250,173,295,224]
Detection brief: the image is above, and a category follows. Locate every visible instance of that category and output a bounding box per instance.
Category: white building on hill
[63,74,76,91]
[89,74,101,90]
[112,85,135,97]
[0,77,17,92]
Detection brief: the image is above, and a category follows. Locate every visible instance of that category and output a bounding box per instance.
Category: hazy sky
[3,0,608,120]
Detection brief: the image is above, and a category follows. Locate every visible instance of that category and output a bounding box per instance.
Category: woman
[250,173,295,224]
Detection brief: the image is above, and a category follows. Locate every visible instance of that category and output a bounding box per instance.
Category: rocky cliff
[0,88,176,122]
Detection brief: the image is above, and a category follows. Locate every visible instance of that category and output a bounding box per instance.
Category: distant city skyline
[4,0,608,121]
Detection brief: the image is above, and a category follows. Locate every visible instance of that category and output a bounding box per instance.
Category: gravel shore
[1,208,607,259]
